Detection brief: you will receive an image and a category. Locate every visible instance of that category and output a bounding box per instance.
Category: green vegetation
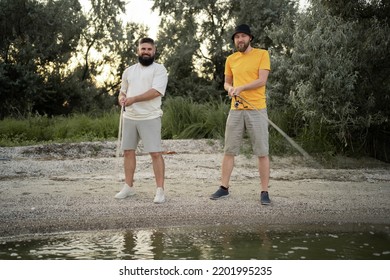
[161,97,228,139]
[1,97,230,145]
[1,0,389,160]
[0,96,336,159]
[0,111,119,146]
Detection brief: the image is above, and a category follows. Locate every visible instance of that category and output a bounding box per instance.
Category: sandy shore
[0,139,389,238]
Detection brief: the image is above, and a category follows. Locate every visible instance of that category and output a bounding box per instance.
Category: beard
[236,41,250,52]
[138,54,155,66]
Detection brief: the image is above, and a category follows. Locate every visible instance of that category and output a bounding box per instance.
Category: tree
[0,0,148,117]
[267,0,390,155]
[74,0,150,105]
[152,0,297,102]
[153,0,238,102]
[234,0,297,50]
[0,0,86,117]
[315,0,390,158]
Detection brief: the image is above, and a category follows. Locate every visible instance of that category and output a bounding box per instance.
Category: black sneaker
[210,186,229,200]
[260,191,271,205]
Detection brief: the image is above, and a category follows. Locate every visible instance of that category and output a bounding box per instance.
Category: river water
[1,224,389,260]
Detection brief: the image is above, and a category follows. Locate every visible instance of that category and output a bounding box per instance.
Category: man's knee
[149,151,162,159]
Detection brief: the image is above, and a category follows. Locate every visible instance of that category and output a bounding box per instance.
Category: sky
[80,0,309,39]
[79,0,160,38]
[120,0,160,38]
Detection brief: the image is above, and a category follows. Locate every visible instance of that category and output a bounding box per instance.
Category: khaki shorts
[121,117,162,153]
[224,109,269,156]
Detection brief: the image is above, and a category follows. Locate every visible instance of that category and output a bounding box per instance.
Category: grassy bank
[0,97,331,157]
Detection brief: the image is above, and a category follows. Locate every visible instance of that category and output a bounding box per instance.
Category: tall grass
[0,110,120,146]
[162,97,229,139]
[0,98,230,146]
[0,97,341,159]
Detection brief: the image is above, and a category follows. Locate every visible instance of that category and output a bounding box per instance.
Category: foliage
[267,0,390,156]
[0,110,119,146]
[0,0,389,159]
[78,0,149,94]
[0,0,87,118]
[153,0,295,101]
[161,96,228,139]
[0,0,147,119]
[234,0,298,50]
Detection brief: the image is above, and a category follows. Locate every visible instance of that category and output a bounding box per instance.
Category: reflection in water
[0,224,389,260]
[124,229,164,259]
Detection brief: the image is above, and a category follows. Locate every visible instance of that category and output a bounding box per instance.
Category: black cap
[231,24,254,41]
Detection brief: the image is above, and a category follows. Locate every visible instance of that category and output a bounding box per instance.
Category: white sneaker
[114,184,136,199]
[153,187,165,204]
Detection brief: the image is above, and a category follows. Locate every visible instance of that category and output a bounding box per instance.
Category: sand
[0,139,389,238]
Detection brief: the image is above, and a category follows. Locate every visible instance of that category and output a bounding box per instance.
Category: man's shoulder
[252,48,269,55]
[124,62,166,71]
[124,63,138,72]
[152,62,167,69]
[227,51,240,59]
[227,48,268,59]
[152,62,168,74]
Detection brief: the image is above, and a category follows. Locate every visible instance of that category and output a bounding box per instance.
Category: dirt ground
[0,139,389,238]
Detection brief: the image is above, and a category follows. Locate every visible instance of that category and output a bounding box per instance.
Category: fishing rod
[115,105,125,159]
[234,95,321,168]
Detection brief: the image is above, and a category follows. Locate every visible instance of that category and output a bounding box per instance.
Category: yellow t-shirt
[225,48,271,110]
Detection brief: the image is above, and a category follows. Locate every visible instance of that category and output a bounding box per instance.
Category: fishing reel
[234,96,245,109]
[234,100,240,108]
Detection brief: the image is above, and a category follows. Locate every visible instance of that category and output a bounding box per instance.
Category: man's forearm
[132,89,161,102]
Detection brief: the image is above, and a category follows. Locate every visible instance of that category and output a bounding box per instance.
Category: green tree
[234,0,297,49]
[153,0,297,102]
[0,0,86,118]
[267,0,389,155]
[0,0,149,118]
[75,0,149,105]
[153,0,238,101]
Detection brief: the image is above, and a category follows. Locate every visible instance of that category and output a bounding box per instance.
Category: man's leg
[221,154,235,187]
[210,153,234,200]
[124,149,136,187]
[115,149,137,199]
[258,155,270,192]
[150,152,165,203]
[150,152,165,188]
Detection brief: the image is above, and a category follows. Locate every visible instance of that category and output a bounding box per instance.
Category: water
[0,224,389,260]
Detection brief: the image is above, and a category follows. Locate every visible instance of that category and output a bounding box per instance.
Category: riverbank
[1,140,389,238]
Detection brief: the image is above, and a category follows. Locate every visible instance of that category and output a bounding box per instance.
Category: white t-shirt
[120,62,168,120]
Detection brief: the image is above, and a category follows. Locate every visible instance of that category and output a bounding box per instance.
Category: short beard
[236,41,250,53]
[138,55,155,66]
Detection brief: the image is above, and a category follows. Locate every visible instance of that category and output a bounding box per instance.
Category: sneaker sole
[210,194,230,200]
[114,193,136,199]
[261,201,271,205]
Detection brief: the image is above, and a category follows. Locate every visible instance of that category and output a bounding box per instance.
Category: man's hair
[139,37,155,45]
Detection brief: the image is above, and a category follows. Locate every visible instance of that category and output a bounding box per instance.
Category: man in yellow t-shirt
[210,24,271,205]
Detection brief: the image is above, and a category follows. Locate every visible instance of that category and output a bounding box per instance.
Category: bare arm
[224,75,234,96]
[225,69,270,97]
[118,89,161,107]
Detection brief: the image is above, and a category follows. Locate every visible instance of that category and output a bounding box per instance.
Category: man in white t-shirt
[115,37,168,203]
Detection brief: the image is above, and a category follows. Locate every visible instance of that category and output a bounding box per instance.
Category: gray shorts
[121,117,162,153]
[224,109,269,156]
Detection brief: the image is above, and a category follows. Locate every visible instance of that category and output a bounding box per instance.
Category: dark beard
[236,41,249,52]
[138,55,155,66]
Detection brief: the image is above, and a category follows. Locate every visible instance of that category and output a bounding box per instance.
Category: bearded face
[138,54,155,66]
[233,33,252,53]
[137,42,155,66]
[235,40,250,52]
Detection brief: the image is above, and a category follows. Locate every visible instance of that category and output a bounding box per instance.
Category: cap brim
[231,32,254,41]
